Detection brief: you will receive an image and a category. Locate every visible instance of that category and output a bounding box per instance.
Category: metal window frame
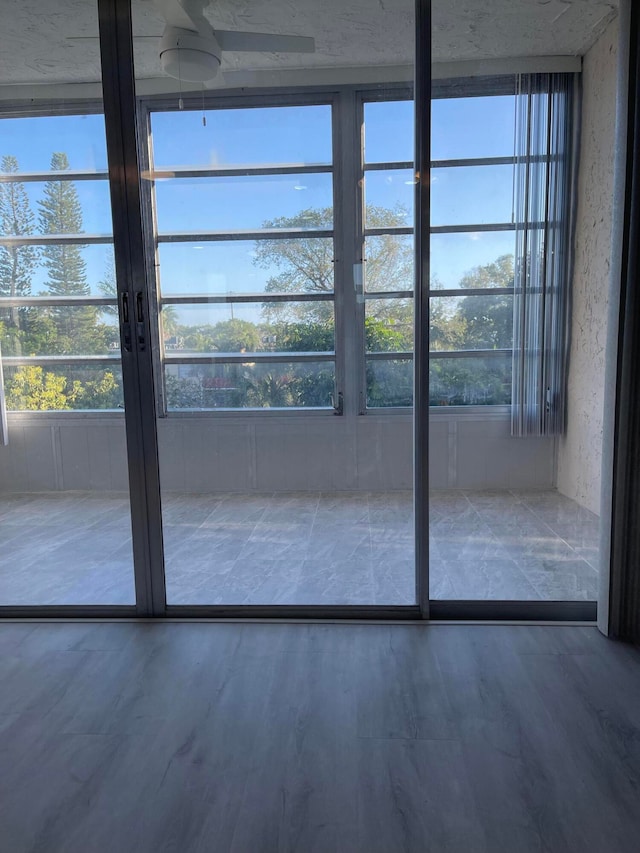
[0,110,120,412]
[128,82,526,420]
[137,91,342,416]
[358,84,520,412]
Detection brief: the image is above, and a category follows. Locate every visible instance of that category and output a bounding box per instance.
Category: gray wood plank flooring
[0,490,599,606]
[0,622,639,852]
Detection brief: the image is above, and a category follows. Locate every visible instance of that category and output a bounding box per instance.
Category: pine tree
[0,155,38,338]
[38,151,97,351]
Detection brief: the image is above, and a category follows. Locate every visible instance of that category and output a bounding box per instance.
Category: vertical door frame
[97,0,166,616]
[414,0,431,617]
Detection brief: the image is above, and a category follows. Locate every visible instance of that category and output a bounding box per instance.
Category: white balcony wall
[0,411,554,493]
[557,16,620,515]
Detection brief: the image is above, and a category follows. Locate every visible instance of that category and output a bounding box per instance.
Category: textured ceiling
[0,0,619,88]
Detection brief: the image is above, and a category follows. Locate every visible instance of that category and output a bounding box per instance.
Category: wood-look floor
[1,622,639,852]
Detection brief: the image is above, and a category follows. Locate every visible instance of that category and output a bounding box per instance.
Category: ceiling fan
[69,0,315,84]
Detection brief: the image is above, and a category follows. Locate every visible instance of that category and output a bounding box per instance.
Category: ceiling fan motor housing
[159,26,221,82]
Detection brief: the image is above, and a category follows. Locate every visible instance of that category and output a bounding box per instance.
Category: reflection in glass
[158,239,334,296]
[364,234,413,292]
[0,114,108,172]
[366,358,413,407]
[430,232,516,290]
[432,96,516,160]
[431,165,514,226]
[364,100,413,164]
[0,178,113,237]
[151,106,333,167]
[430,294,513,351]
[429,355,512,406]
[165,361,335,410]
[3,363,124,411]
[162,303,334,353]
[154,174,334,233]
[0,305,119,357]
[364,170,414,223]
[365,298,413,352]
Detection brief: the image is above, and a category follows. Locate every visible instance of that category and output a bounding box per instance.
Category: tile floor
[0,489,599,606]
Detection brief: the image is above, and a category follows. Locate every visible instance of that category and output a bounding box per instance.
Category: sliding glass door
[0,0,615,618]
[130,0,418,608]
[428,0,609,614]
[0,0,137,606]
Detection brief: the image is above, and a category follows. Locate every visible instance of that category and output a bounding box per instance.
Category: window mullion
[333,89,362,417]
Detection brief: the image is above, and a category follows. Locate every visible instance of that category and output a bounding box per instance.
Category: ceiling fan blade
[155,0,199,31]
[67,35,160,40]
[216,31,315,54]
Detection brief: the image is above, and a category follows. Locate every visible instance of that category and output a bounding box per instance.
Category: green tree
[5,365,79,410]
[38,152,97,350]
[98,246,117,317]
[208,318,261,353]
[73,371,122,409]
[456,254,514,349]
[0,155,39,343]
[253,205,413,326]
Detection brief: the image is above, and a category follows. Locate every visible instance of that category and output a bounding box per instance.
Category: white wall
[557,16,619,516]
[0,410,555,493]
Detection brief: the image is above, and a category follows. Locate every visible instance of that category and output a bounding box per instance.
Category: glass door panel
[429,0,612,603]
[132,0,416,606]
[0,0,135,605]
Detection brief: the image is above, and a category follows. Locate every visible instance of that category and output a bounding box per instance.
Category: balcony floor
[0,490,599,607]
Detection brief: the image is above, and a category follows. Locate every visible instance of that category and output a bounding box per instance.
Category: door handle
[0,341,8,447]
[135,292,146,351]
[121,292,132,353]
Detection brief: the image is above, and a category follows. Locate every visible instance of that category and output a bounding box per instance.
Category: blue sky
[0,96,517,322]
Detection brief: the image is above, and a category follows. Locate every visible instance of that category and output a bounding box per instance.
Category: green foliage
[5,364,122,411]
[244,372,298,408]
[1,173,517,411]
[38,152,88,293]
[266,320,334,353]
[165,373,204,409]
[207,318,262,353]
[0,155,39,333]
[5,365,77,410]
[253,205,412,326]
[73,371,122,409]
[38,152,100,349]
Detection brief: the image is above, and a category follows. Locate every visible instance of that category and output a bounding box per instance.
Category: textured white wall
[557,16,619,515]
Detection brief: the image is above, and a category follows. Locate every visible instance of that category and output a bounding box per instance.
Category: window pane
[158,238,334,296]
[430,295,513,351]
[4,363,124,411]
[365,298,413,352]
[432,96,516,160]
[431,165,513,226]
[364,170,414,224]
[364,234,413,292]
[0,114,108,172]
[0,243,115,298]
[430,233,516,290]
[430,355,512,406]
[165,361,335,410]
[366,358,413,407]
[0,180,112,237]
[364,100,413,164]
[162,303,334,353]
[151,106,333,168]
[154,174,334,233]
[0,305,119,356]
